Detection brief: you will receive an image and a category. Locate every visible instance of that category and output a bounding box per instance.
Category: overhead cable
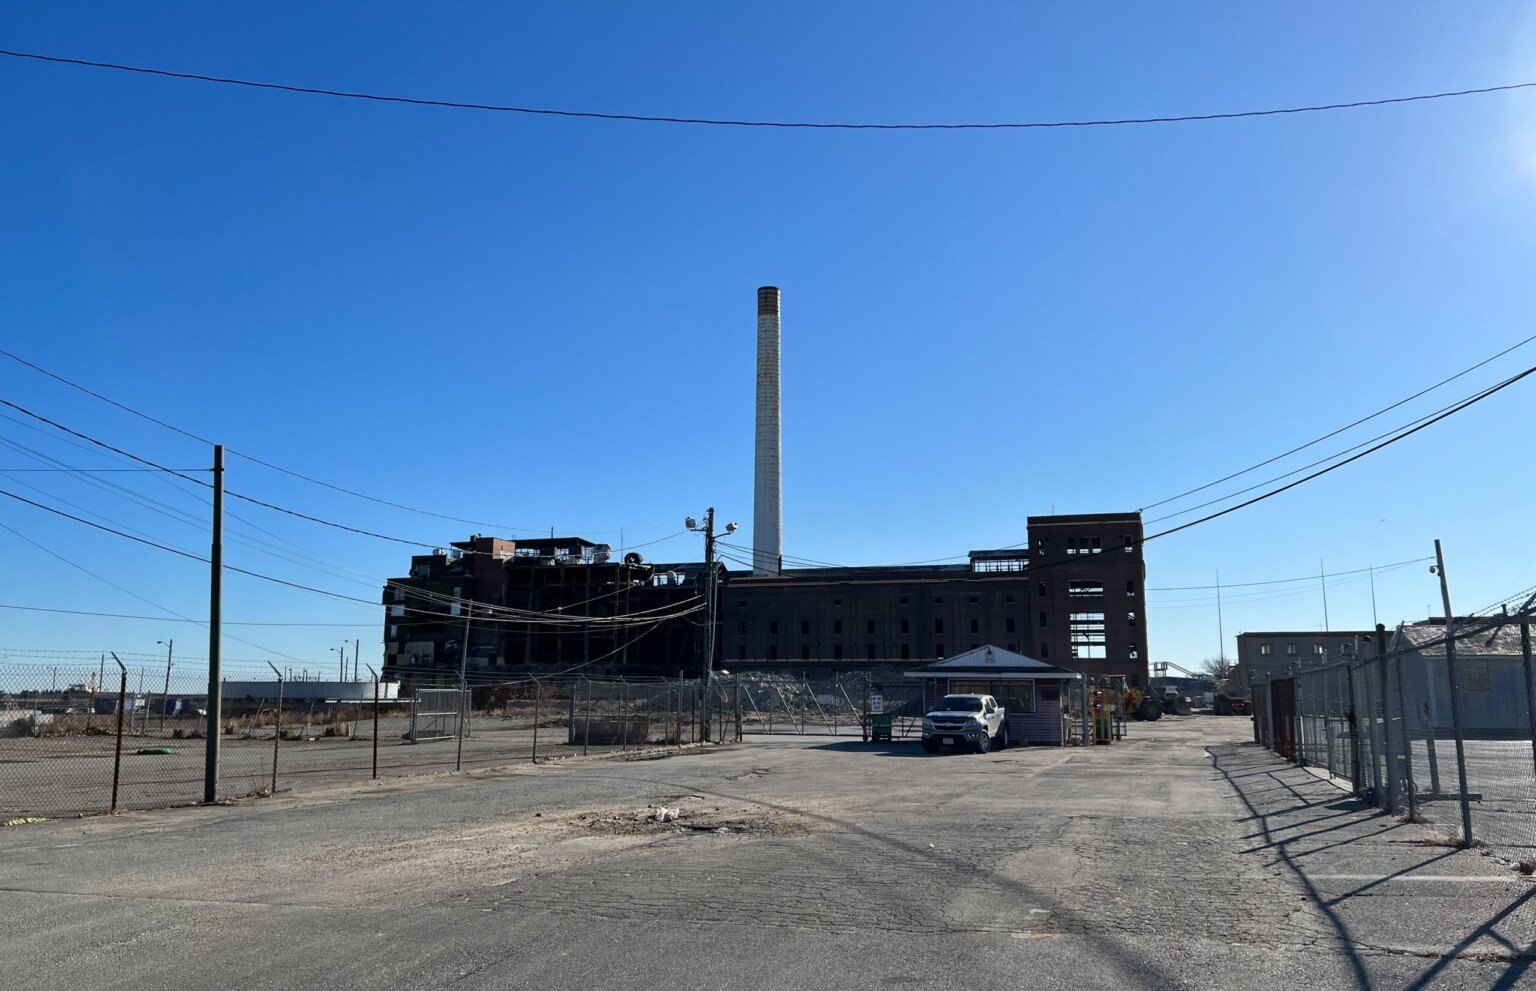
[3,48,1533,131]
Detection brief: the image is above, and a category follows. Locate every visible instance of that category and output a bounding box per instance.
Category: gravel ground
[1,717,1533,990]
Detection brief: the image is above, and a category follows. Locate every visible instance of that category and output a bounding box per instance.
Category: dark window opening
[1005,618,1016,633]
[800,620,810,636]
[769,621,778,636]
[867,644,876,660]
[866,619,876,635]
[934,619,944,634]
[801,644,810,660]
[969,619,978,634]
[1039,612,1049,627]
[900,644,910,660]
[833,619,842,635]
[900,618,910,634]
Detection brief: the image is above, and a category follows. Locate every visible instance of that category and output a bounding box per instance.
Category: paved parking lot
[2,717,1532,989]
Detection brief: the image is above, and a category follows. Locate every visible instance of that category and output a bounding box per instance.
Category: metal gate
[1269,677,1297,762]
[409,688,465,742]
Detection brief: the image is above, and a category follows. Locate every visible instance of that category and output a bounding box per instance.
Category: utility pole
[1320,558,1331,632]
[458,601,473,769]
[1215,570,1226,664]
[687,509,735,741]
[1369,563,1379,629]
[1432,539,1474,845]
[203,444,223,805]
[353,638,361,681]
[157,639,173,732]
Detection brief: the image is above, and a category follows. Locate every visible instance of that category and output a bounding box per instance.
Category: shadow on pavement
[1210,742,1536,990]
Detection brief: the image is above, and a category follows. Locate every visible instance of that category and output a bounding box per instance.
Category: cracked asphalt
[2,717,1533,989]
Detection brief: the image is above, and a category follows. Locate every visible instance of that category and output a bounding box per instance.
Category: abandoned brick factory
[380,288,1150,689]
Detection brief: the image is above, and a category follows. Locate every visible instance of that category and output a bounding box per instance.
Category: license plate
[943,737,956,745]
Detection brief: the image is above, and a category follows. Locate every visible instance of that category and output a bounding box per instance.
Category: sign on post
[869,694,885,715]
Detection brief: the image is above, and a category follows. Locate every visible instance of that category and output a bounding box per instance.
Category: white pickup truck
[921,694,1008,753]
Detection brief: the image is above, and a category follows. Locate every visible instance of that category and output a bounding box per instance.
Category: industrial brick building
[722,512,1149,686]
[382,512,1150,689]
[381,291,1150,689]
[381,535,708,687]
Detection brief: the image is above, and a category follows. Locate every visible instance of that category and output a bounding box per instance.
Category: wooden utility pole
[202,445,223,805]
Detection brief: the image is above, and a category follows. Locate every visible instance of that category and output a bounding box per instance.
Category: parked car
[921,694,1007,753]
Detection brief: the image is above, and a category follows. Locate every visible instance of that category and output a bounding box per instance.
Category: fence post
[455,677,466,772]
[371,675,379,780]
[1375,645,1399,812]
[1390,652,1417,821]
[1362,660,1383,802]
[620,679,629,752]
[1521,617,1536,791]
[1433,541,1474,845]
[567,684,576,746]
[1293,663,1307,768]
[1345,659,1362,794]
[735,678,742,742]
[582,676,592,757]
[110,664,127,813]
[272,677,282,793]
[531,678,542,764]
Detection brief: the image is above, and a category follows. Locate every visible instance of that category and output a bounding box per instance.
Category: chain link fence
[1276,605,1536,865]
[1,666,723,820]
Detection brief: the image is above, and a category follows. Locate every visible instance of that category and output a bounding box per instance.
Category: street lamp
[155,639,173,732]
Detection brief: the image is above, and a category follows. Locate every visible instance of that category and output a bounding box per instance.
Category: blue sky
[3,3,1536,681]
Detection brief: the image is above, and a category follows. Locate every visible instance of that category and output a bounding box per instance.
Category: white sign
[869,694,885,714]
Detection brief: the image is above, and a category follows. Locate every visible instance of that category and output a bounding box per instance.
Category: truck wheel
[993,724,1009,750]
[921,738,940,754]
[1214,697,1233,716]
[975,732,991,754]
[1137,698,1162,722]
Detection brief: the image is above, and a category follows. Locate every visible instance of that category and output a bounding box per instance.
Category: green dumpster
[868,713,893,743]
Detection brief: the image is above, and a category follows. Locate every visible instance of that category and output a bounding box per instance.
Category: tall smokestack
[753,286,782,576]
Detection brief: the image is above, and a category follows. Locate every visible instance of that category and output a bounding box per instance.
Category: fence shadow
[1212,741,1536,990]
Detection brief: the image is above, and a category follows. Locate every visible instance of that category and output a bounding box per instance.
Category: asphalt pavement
[2,717,1533,990]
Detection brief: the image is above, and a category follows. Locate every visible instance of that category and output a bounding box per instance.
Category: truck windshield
[937,696,983,711]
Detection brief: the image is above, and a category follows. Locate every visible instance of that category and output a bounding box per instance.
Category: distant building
[382,512,1153,689]
[715,511,1148,687]
[381,536,707,688]
[1233,630,1373,689]
[1388,618,1533,735]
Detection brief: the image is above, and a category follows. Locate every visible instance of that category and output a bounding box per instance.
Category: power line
[3,48,1534,130]
[0,346,661,535]
[1140,332,1536,513]
[1147,556,1432,591]
[0,396,439,547]
[0,603,375,626]
[1144,366,1536,541]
